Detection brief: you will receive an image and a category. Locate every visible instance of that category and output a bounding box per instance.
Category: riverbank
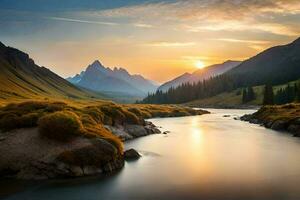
[0,101,209,180]
[5,108,300,200]
[190,104,260,110]
[241,103,300,136]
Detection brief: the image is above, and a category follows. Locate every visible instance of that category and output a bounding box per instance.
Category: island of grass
[0,100,209,179]
[241,103,300,136]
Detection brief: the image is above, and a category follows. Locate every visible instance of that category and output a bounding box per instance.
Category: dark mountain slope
[0,42,105,104]
[227,37,300,86]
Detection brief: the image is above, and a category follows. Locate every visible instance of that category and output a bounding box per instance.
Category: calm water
[2,109,300,200]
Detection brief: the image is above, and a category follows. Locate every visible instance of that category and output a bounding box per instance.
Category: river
[2,109,300,200]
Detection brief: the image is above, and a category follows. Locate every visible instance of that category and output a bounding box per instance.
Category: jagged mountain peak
[67,60,158,96]
[113,67,130,75]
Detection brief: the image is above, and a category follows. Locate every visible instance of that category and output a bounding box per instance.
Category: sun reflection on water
[191,117,203,145]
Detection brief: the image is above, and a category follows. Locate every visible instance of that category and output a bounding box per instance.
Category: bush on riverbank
[243,103,300,136]
[38,111,83,142]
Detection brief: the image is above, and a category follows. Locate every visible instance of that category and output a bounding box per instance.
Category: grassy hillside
[0,42,107,106]
[186,80,299,108]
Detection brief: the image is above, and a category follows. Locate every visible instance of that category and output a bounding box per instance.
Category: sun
[195,60,205,69]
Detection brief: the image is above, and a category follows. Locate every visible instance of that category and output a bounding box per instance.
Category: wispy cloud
[98,0,300,20]
[133,23,154,28]
[145,41,196,47]
[186,22,300,36]
[97,0,300,37]
[47,17,119,26]
[215,38,271,44]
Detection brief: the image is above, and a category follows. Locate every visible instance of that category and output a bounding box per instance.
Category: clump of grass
[82,124,123,152]
[0,100,207,154]
[38,111,83,142]
[253,103,300,122]
[0,113,19,131]
[83,107,104,123]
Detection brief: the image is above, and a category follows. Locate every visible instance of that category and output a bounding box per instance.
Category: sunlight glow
[195,60,205,69]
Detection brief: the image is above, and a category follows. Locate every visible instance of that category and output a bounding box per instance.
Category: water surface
[2,109,300,200]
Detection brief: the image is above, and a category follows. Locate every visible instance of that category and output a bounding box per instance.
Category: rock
[125,125,148,137]
[287,124,300,136]
[223,115,231,117]
[265,121,273,128]
[104,125,133,141]
[69,166,84,177]
[293,118,300,125]
[249,118,259,124]
[270,120,287,130]
[124,149,141,160]
[83,166,101,175]
[240,114,252,121]
[145,122,161,134]
[163,131,170,134]
[0,128,124,179]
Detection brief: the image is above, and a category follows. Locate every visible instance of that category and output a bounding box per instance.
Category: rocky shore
[0,120,161,179]
[104,121,161,141]
[241,104,300,137]
[0,101,209,180]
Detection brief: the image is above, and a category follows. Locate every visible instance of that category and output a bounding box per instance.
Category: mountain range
[141,37,300,104]
[158,60,241,92]
[67,60,158,97]
[0,42,105,104]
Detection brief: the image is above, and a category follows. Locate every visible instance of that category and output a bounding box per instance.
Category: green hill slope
[0,42,106,105]
[186,80,299,108]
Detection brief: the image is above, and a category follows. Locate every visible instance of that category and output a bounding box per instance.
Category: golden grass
[0,100,208,153]
[253,103,300,122]
[38,111,83,142]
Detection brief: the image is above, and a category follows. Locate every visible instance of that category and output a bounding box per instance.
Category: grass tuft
[38,111,83,142]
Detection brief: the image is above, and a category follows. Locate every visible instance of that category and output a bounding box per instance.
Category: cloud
[186,21,300,36]
[215,38,271,44]
[96,0,300,36]
[145,41,196,47]
[47,17,119,26]
[133,23,154,28]
[98,0,300,20]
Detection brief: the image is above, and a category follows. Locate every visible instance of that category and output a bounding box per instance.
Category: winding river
[2,109,300,200]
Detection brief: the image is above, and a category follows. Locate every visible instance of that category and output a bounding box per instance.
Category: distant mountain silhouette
[141,37,300,104]
[0,42,102,101]
[226,37,300,86]
[158,60,241,92]
[67,60,158,97]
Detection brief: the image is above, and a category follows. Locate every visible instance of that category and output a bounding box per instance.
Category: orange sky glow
[2,0,300,83]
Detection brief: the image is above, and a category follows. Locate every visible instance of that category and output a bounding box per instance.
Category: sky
[1,0,300,83]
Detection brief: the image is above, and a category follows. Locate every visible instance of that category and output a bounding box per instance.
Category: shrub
[83,107,104,123]
[127,107,143,117]
[38,111,83,142]
[123,110,142,124]
[18,113,40,128]
[0,113,19,131]
[140,110,152,118]
[82,125,123,152]
[100,105,126,125]
[80,114,97,126]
